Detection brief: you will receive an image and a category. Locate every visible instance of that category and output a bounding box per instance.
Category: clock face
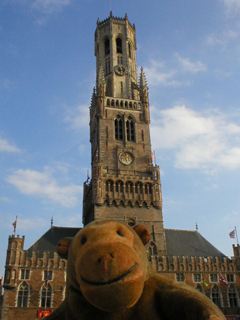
[114,65,127,76]
[119,152,133,165]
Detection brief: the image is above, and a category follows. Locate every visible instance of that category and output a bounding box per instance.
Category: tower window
[116,38,122,53]
[128,42,131,58]
[126,116,135,142]
[117,56,123,65]
[105,38,110,55]
[115,116,123,141]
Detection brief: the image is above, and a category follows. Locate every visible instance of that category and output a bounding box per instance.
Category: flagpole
[235,226,239,245]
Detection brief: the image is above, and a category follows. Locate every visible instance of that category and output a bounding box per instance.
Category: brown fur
[46,221,225,320]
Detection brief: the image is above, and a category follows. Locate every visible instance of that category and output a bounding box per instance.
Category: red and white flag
[12,219,17,234]
[219,273,229,286]
[229,229,235,239]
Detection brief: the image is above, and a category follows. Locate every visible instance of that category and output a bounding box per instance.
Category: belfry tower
[83,12,167,257]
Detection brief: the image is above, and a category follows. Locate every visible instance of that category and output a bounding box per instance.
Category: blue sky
[1,0,240,276]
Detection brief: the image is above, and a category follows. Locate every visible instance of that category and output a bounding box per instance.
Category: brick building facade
[1,13,240,320]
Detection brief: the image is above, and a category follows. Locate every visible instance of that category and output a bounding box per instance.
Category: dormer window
[116,38,122,53]
[105,38,110,55]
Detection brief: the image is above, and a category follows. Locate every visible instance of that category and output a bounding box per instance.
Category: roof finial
[196,222,198,231]
[51,217,53,228]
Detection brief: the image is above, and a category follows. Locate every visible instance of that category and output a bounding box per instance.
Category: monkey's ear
[56,237,73,259]
[133,225,151,245]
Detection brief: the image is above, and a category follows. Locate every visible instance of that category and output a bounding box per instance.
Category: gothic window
[116,100,119,107]
[126,182,133,193]
[129,102,132,109]
[115,116,123,141]
[105,57,110,74]
[193,274,202,283]
[227,274,234,283]
[211,285,221,307]
[145,183,152,195]
[43,270,52,282]
[17,282,29,307]
[106,180,114,192]
[228,285,238,307]
[116,181,123,193]
[107,99,110,106]
[210,274,218,283]
[176,273,185,282]
[128,42,131,58]
[196,264,201,271]
[111,99,115,106]
[120,100,123,108]
[117,55,123,65]
[105,38,110,55]
[135,182,143,194]
[41,284,52,308]
[116,37,122,53]
[126,116,135,142]
[21,269,30,280]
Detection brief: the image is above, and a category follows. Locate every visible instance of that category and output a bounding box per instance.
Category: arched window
[211,285,221,307]
[105,38,110,55]
[106,180,114,192]
[116,38,122,53]
[116,181,124,193]
[115,115,123,140]
[145,183,152,195]
[126,182,133,193]
[17,282,29,307]
[135,182,143,194]
[228,285,238,307]
[41,284,52,308]
[128,42,131,58]
[126,116,135,142]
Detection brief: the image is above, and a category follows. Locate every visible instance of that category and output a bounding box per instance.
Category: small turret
[139,67,150,123]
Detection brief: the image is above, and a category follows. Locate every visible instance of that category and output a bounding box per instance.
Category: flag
[219,273,229,286]
[151,152,155,163]
[229,230,235,239]
[202,275,208,287]
[12,219,17,233]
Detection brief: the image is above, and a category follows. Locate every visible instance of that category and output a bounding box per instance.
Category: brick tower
[82,12,167,258]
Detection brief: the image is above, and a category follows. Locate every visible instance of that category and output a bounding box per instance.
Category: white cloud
[31,0,70,14]
[175,54,207,73]
[221,0,240,14]
[151,105,240,171]
[6,168,82,207]
[205,30,239,47]
[0,137,21,153]
[144,60,181,87]
[64,104,89,131]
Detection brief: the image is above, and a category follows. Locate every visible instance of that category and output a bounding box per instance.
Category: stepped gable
[165,229,226,261]
[27,226,80,258]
